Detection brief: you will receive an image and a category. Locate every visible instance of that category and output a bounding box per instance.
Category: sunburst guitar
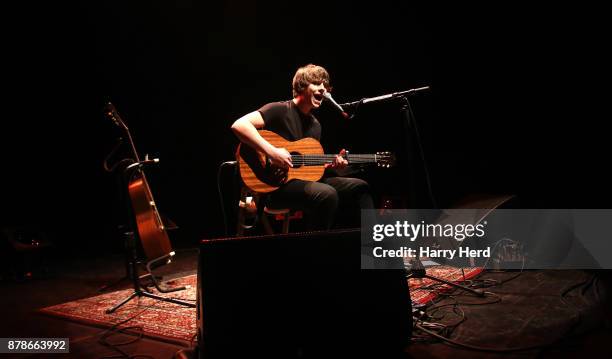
[236,130,395,193]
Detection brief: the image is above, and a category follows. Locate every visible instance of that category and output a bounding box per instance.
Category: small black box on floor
[0,227,53,281]
[197,229,412,358]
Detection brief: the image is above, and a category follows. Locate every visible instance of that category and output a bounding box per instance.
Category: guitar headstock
[376,151,396,168]
[104,102,128,131]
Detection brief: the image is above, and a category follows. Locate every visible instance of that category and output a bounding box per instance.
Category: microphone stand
[347,86,484,297]
[340,86,436,209]
[339,86,430,108]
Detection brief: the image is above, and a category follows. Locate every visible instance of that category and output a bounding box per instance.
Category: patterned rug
[408,265,484,305]
[40,267,482,344]
[39,275,198,345]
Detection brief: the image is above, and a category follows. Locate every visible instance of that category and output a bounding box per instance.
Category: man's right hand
[268,147,293,169]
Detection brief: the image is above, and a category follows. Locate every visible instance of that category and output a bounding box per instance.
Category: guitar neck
[292,154,379,166]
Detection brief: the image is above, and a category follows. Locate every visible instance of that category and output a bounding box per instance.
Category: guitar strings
[290,154,387,166]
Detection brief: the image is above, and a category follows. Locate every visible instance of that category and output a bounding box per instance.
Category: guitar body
[128,172,173,260]
[237,130,325,193]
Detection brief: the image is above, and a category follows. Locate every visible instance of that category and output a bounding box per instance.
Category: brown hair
[292,64,331,98]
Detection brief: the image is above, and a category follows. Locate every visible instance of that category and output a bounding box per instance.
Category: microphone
[323,92,350,119]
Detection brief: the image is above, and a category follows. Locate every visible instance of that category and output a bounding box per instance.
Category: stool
[261,207,291,234]
[236,187,293,236]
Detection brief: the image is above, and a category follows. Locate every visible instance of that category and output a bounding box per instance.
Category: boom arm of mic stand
[339,86,430,108]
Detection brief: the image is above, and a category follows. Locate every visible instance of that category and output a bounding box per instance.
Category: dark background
[3,2,609,255]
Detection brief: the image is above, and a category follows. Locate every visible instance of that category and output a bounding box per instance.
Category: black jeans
[267,177,374,230]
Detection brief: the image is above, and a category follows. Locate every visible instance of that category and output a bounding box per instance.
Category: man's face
[305,82,327,109]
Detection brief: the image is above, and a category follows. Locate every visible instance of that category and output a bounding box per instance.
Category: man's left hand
[326,149,348,169]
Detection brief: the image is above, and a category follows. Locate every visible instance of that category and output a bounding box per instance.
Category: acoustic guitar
[104,103,173,261]
[237,130,395,193]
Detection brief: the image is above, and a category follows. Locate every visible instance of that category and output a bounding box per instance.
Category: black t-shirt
[258,100,321,142]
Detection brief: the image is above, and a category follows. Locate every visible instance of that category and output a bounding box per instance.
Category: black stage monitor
[197,228,412,358]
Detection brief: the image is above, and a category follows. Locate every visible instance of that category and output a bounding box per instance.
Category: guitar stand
[98,224,167,293]
[406,256,484,297]
[105,231,195,314]
[102,104,194,314]
[97,225,137,293]
[97,269,164,293]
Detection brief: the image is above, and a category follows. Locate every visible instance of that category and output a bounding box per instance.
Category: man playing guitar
[231,64,374,230]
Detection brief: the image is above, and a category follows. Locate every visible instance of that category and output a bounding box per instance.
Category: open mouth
[313,93,324,103]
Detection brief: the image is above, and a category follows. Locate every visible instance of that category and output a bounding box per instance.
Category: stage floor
[1,246,611,359]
